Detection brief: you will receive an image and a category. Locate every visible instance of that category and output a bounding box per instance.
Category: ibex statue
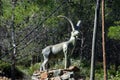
[40,15,81,71]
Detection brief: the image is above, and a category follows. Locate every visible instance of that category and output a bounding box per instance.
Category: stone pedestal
[32,66,85,80]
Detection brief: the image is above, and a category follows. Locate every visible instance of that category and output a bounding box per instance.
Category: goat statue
[40,15,81,71]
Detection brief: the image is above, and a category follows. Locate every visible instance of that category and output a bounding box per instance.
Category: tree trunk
[11,0,16,80]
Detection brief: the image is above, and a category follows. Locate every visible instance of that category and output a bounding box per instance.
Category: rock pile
[0,76,11,80]
[0,71,11,80]
[32,66,85,80]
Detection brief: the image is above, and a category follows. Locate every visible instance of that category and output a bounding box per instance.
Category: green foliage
[0,60,24,79]
[28,63,40,75]
[114,21,120,25]
[108,26,120,40]
[2,0,12,20]
[0,60,10,71]
[45,17,59,28]
[95,69,120,80]
[17,63,40,76]
[14,1,39,24]
[95,69,104,80]
[1,0,39,29]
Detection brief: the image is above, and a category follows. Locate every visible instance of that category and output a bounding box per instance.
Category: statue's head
[71,20,81,38]
[71,30,79,45]
[71,30,79,38]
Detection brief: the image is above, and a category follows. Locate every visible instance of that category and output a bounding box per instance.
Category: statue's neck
[68,36,75,45]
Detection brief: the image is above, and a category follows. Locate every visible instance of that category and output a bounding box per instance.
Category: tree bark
[102,0,107,80]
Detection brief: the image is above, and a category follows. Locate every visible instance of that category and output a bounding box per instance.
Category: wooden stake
[102,0,107,80]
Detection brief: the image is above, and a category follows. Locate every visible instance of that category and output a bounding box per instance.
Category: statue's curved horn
[57,15,75,31]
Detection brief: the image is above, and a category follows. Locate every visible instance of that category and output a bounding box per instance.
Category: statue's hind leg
[40,55,48,71]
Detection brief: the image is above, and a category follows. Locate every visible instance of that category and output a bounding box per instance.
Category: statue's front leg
[40,65,42,71]
[64,52,67,69]
[63,45,68,69]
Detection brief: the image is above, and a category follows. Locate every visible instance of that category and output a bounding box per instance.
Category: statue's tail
[57,15,75,31]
